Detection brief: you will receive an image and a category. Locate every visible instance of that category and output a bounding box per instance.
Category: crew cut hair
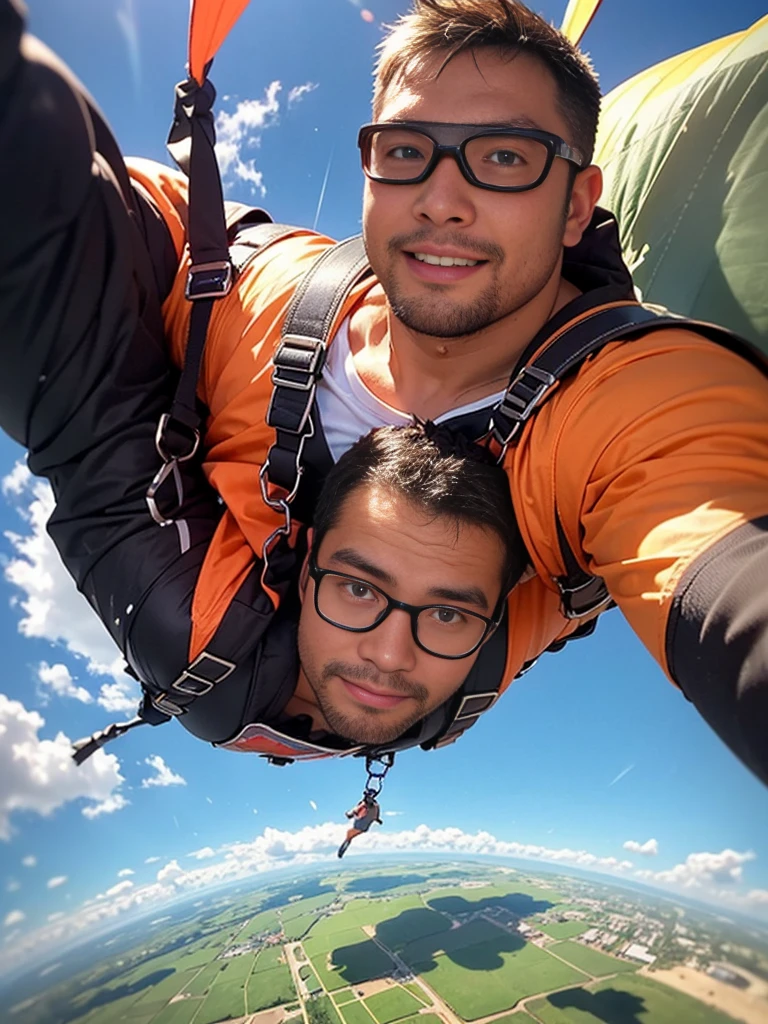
[312,423,527,598]
[373,0,601,165]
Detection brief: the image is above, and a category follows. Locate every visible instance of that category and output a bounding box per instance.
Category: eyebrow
[328,548,491,612]
[480,117,546,132]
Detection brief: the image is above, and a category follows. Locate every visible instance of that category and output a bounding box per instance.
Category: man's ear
[299,529,314,603]
[563,164,602,248]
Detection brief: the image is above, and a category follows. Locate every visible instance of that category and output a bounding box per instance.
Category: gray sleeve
[666,516,768,787]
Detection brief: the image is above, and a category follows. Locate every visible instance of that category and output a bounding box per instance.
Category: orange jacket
[127,158,768,693]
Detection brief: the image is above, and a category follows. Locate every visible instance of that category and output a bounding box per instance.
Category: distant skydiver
[0,0,766,787]
[338,794,383,859]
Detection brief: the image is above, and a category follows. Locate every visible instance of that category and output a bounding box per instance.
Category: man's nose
[357,608,419,675]
[411,154,476,228]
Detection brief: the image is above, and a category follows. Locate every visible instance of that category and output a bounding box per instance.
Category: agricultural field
[417,941,588,1019]
[309,937,393,991]
[340,999,377,1024]
[527,973,740,1023]
[195,978,247,1024]
[148,1000,202,1024]
[246,963,297,1012]
[363,986,424,1023]
[548,940,639,977]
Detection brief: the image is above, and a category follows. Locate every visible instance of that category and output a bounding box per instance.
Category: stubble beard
[297,639,431,745]
[375,226,565,340]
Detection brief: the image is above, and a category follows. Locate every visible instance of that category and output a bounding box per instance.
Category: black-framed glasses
[308,555,500,660]
[358,120,584,193]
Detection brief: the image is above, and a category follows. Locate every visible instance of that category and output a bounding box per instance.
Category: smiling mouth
[340,677,410,710]
[410,251,484,267]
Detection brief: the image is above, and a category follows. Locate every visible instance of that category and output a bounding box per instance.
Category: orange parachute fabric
[560,0,604,45]
[188,0,251,84]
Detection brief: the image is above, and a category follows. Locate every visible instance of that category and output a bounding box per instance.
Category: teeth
[413,252,479,267]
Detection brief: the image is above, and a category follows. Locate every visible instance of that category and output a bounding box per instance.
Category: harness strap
[261,236,372,506]
[486,303,748,618]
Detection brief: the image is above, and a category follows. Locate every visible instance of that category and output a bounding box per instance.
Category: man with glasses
[1,0,767,782]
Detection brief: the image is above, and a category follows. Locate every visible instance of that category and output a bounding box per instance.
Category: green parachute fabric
[594,15,768,353]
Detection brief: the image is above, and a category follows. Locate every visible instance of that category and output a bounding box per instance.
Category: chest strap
[260,235,372,516]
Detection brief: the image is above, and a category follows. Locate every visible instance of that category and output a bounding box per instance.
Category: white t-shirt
[315,317,506,462]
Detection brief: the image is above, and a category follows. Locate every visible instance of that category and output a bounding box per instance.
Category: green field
[245,963,297,1012]
[402,981,430,1004]
[237,908,282,941]
[254,945,285,972]
[310,937,393,991]
[284,913,322,941]
[305,925,370,957]
[549,941,639,977]
[417,942,588,1019]
[282,893,339,922]
[195,978,246,1024]
[527,973,739,1024]
[363,987,424,1023]
[538,921,590,940]
[333,989,358,1005]
[400,1015,443,1024]
[121,968,200,1015]
[183,962,224,997]
[340,1000,377,1024]
[399,917,503,967]
[147,999,203,1024]
[374,907,453,953]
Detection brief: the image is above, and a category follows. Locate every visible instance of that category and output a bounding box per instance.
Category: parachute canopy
[595,15,768,353]
[560,0,603,46]
[188,0,251,84]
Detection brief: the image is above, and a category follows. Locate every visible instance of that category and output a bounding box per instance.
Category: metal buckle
[271,337,326,392]
[146,459,183,527]
[171,652,236,696]
[266,383,315,435]
[499,364,557,423]
[155,413,200,463]
[185,260,233,301]
[559,577,613,620]
[152,693,185,716]
[454,691,499,722]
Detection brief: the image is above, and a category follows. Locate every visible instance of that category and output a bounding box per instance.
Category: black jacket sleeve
[666,516,768,788]
[0,0,282,742]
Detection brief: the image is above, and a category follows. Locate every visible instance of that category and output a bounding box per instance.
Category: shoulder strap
[260,235,372,514]
[489,302,759,619]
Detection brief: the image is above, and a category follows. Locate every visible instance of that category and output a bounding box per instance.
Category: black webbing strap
[488,302,736,618]
[430,613,509,749]
[261,235,372,507]
[147,63,236,527]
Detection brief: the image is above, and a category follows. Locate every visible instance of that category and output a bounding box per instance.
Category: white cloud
[384,810,404,817]
[38,663,92,705]
[2,473,140,710]
[1,824,764,979]
[309,800,317,811]
[287,81,318,106]
[747,889,768,905]
[46,876,67,890]
[188,847,216,860]
[623,838,658,856]
[635,849,756,888]
[117,868,134,878]
[81,793,130,820]
[4,910,24,927]
[47,913,64,923]
[105,880,133,898]
[21,855,36,868]
[144,856,160,864]
[6,880,21,893]
[216,82,281,195]
[0,694,127,838]
[140,755,186,789]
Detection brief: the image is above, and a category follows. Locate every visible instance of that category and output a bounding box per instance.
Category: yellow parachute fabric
[594,15,768,351]
[560,0,603,45]
[188,0,251,84]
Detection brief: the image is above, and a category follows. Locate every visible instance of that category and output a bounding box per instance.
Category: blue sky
[1,0,767,977]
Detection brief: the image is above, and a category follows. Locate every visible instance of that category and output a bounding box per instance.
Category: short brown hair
[373,0,601,165]
[312,423,528,597]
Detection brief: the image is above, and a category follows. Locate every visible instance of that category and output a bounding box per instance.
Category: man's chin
[322,704,423,747]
